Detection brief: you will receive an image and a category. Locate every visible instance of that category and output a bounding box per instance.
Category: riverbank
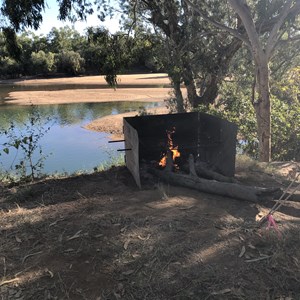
[0,73,171,87]
[1,73,172,106]
[1,73,173,136]
[84,106,169,140]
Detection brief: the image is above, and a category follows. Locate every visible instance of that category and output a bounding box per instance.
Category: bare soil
[0,160,300,300]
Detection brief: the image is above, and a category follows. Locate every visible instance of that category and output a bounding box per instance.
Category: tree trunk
[183,76,198,108]
[254,58,271,162]
[173,80,185,113]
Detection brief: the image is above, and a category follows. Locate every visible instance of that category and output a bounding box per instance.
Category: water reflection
[0,101,160,175]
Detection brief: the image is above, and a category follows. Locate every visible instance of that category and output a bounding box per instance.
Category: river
[0,84,161,176]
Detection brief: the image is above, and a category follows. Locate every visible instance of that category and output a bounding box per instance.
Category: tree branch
[265,0,294,59]
[228,0,262,59]
[183,0,250,46]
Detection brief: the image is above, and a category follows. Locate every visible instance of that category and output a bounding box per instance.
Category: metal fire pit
[123,112,238,188]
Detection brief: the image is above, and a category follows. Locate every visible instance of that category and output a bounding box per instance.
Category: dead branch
[150,155,280,203]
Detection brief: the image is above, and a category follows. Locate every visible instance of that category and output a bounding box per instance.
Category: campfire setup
[122,112,279,202]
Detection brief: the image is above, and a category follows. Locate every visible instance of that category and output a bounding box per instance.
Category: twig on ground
[2,257,6,278]
[22,251,43,264]
[0,278,19,286]
[245,255,272,263]
[67,230,82,241]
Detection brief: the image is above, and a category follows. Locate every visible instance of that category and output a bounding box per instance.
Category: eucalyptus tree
[96,0,244,112]
[184,0,300,162]
[47,26,85,52]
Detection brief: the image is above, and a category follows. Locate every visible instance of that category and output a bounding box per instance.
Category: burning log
[150,155,280,203]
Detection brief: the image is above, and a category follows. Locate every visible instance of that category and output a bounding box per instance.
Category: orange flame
[159,127,180,168]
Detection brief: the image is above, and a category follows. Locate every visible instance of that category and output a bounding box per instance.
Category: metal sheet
[123,119,141,188]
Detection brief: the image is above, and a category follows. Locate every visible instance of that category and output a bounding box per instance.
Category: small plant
[0,105,52,181]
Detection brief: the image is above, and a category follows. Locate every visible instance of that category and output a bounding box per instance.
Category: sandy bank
[85,106,169,140]
[0,73,171,86]
[5,88,173,105]
[2,73,173,106]
[1,73,173,137]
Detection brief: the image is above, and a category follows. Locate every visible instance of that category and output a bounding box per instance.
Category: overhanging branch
[183,0,250,46]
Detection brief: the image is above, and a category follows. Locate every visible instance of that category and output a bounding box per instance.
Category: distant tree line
[0,26,164,81]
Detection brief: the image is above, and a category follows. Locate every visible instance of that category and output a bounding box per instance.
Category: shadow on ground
[0,166,300,300]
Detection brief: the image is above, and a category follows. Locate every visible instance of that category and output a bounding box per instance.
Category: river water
[0,84,161,175]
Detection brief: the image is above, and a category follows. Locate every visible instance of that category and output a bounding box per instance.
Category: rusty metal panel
[123,119,141,188]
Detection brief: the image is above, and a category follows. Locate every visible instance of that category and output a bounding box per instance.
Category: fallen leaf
[120,227,127,233]
[94,234,104,238]
[211,288,231,295]
[124,239,130,250]
[15,236,22,243]
[122,270,134,276]
[64,248,74,253]
[137,234,151,241]
[239,246,246,258]
[179,205,195,210]
[45,269,54,278]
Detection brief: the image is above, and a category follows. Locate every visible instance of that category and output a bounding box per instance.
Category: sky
[33,0,120,35]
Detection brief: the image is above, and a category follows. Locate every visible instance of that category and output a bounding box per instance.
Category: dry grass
[0,165,300,299]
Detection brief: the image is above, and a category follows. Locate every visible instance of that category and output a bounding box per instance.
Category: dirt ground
[0,159,300,300]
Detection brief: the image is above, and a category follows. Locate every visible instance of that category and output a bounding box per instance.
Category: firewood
[183,155,237,183]
[149,166,280,203]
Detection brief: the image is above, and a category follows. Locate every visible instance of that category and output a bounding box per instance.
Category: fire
[159,127,180,168]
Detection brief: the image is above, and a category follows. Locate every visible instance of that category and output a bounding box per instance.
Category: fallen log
[150,169,279,202]
[150,155,280,202]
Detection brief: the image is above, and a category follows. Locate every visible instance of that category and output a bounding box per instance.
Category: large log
[150,168,280,202]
